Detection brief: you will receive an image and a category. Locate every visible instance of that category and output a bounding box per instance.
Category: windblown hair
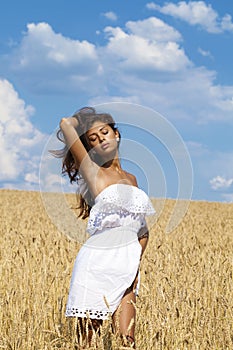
[51,107,121,219]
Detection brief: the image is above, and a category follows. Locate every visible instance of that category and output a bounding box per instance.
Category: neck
[102,152,122,172]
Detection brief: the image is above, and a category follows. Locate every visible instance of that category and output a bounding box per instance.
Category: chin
[98,146,117,159]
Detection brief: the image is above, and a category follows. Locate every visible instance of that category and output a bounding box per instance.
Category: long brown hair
[52,107,121,219]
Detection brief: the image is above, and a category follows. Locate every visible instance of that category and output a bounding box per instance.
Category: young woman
[56,107,155,348]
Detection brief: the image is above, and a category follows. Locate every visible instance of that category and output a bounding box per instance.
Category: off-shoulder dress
[65,183,155,320]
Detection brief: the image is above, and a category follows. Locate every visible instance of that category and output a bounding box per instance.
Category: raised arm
[59,117,98,180]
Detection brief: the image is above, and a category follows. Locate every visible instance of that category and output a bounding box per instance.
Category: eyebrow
[88,125,108,137]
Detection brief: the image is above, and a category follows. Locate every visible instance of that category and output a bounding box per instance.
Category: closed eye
[89,136,97,142]
[87,126,109,142]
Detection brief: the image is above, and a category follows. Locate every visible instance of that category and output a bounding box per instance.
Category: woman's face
[86,121,119,158]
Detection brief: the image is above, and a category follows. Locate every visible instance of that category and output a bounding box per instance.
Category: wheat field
[0,189,232,349]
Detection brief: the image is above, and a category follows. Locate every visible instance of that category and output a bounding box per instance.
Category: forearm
[67,116,79,129]
[139,234,149,258]
[60,117,79,149]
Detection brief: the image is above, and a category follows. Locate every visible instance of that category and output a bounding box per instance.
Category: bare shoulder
[125,171,138,187]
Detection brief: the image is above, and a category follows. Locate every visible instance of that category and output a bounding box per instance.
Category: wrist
[69,116,79,128]
[60,117,79,129]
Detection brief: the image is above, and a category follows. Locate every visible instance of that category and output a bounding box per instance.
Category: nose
[99,134,105,142]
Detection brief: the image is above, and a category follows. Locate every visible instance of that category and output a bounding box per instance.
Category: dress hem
[65,308,111,320]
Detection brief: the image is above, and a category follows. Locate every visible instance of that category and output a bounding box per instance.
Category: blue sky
[0,0,233,202]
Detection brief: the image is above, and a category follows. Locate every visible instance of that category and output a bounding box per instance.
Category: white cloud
[126,17,182,42]
[210,176,233,190]
[19,22,98,66]
[110,65,233,123]
[0,79,46,185]
[39,169,74,193]
[198,47,213,59]
[9,22,103,94]
[147,1,233,33]
[102,11,118,21]
[42,173,66,190]
[104,18,190,72]
[221,14,233,32]
[195,149,233,200]
[191,148,233,181]
[1,14,233,201]
[2,19,233,125]
[210,85,233,113]
[25,172,39,184]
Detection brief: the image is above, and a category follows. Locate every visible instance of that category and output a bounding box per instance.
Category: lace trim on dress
[66,307,110,319]
[87,184,155,235]
[94,183,155,214]
[87,210,146,235]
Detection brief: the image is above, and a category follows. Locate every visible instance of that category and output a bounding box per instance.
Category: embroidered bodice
[87,184,155,236]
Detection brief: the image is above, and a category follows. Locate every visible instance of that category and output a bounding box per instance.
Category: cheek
[106,131,116,140]
[88,140,97,148]
[90,141,102,152]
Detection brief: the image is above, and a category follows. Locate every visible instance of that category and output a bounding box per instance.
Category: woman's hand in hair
[60,116,79,129]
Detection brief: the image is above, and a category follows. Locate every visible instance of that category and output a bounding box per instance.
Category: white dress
[65,183,155,320]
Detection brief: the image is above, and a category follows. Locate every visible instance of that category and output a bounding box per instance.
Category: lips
[101,143,110,150]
